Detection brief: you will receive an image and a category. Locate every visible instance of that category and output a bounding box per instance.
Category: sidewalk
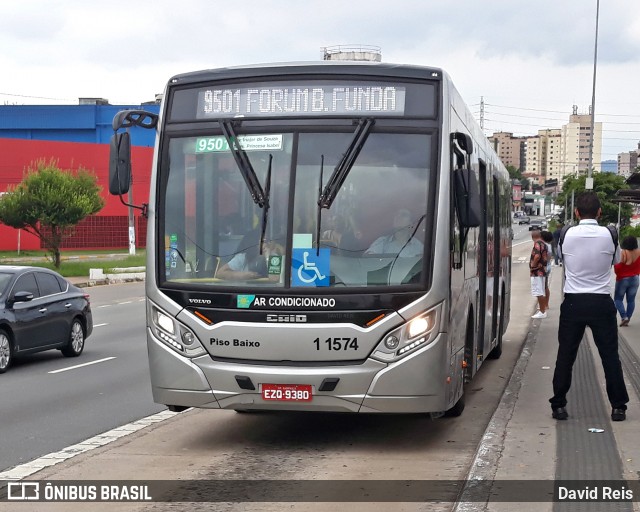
[477,268,640,511]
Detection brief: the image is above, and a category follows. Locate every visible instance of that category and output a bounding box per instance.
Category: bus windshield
[161,130,431,289]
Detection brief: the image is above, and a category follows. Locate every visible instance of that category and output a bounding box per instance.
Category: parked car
[514,212,530,225]
[0,266,93,373]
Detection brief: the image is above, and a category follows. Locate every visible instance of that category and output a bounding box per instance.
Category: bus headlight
[149,302,206,358]
[373,303,442,362]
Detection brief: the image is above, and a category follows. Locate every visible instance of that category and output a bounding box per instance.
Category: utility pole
[479,96,485,132]
[586,0,600,190]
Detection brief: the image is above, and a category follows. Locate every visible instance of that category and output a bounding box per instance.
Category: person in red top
[529,229,548,319]
[614,235,640,326]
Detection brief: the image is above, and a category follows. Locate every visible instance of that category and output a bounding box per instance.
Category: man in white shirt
[549,192,628,421]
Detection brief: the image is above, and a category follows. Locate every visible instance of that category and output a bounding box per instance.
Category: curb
[69,267,146,288]
[72,276,145,288]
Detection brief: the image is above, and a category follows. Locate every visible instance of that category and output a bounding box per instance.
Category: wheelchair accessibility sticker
[292,249,330,287]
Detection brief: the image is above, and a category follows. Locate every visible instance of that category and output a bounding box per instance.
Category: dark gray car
[0,266,93,373]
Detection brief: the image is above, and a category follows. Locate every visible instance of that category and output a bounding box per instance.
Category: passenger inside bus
[216,229,283,281]
[321,214,365,256]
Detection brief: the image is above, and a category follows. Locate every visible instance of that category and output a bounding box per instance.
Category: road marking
[48,357,116,374]
[0,409,178,481]
[118,301,133,305]
[94,323,108,327]
[97,304,111,308]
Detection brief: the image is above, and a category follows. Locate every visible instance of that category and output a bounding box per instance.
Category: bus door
[489,174,501,346]
[476,159,491,363]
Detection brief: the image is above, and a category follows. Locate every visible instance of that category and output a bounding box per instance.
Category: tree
[0,159,104,267]
[555,172,631,226]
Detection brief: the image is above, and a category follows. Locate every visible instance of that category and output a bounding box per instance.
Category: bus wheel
[167,405,190,412]
[444,394,465,417]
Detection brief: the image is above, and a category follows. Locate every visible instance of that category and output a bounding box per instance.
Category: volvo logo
[189,298,212,304]
[266,314,308,323]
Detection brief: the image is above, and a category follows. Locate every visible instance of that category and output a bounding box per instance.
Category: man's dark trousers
[550,293,629,410]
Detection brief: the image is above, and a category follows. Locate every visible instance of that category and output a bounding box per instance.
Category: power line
[483,103,571,114]
[0,91,75,102]
[483,102,640,118]
[478,109,640,126]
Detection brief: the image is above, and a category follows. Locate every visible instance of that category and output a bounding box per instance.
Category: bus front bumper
[147,330,450,414]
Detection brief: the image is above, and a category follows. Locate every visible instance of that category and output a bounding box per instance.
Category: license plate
[261,383,313,402]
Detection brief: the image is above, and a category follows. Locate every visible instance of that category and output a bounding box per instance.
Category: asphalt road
[0,282,165,472]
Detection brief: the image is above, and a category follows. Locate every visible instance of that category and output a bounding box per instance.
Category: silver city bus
[109,62,512,416]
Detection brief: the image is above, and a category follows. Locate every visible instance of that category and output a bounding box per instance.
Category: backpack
[558,224,618,265]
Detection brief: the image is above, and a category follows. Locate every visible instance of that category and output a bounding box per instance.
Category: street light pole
[586,0,600,190]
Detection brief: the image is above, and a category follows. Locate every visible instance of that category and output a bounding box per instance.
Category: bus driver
[365,208,423,257]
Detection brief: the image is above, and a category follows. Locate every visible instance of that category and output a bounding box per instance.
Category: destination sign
[196,84,406,119]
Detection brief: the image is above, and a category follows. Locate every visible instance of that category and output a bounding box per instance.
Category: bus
[109,62,512,416]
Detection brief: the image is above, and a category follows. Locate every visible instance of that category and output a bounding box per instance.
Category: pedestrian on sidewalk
[529,229,548,319]
[614,235,640,327]
[541,230,553,310]
[549,192,628,422]
[552,222,564,265]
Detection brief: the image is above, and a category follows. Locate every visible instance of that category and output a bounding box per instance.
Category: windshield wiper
[318,118,375,210]
[259,154,273,255]
[315,155,324,255]
[219,120,266,207]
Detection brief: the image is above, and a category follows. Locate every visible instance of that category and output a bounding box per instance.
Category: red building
[511,180,523,212]
[0,138,153,251]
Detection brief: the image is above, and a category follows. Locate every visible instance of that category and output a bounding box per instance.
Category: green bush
[620,225,640,240]
[0,252,146,277]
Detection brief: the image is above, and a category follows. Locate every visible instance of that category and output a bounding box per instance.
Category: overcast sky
[1,0,639,160]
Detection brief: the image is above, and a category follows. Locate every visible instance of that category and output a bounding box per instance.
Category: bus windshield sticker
[195,134,283,153]
[292,233,313,248]
[268,255,282,275]
[291,248,330,287]
[197,85,406,119]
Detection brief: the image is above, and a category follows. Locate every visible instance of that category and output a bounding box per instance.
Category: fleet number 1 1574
[313,337,359,351]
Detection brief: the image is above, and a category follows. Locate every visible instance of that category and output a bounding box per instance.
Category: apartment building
[489,106,602,190]
[561,110,602,181]
[522,134,541,186]
[488,132,524,170]
[618,143,639,178]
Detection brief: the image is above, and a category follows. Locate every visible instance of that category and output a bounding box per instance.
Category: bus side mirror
[109,132,131,195]
[454,168,481,228]
[453,132,473,155]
